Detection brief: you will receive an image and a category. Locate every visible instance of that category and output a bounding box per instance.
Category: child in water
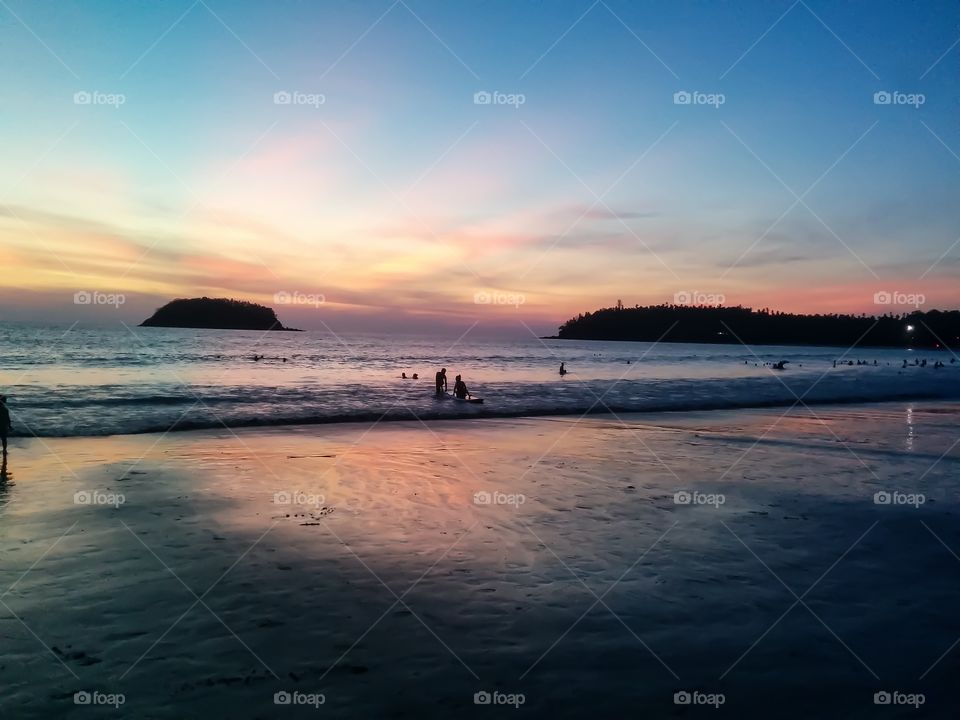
[0,396,11,455]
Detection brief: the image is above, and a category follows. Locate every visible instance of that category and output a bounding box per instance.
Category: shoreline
[6,393,953,441]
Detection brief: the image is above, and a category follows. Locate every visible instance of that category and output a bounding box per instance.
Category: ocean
[1,322,957,437]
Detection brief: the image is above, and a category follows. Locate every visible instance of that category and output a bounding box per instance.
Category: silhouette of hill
[140,297,300,331]
[556,304,960,349]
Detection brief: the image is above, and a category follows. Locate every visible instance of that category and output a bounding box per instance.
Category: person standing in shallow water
[435,368,447,396]
[0,396,11,455]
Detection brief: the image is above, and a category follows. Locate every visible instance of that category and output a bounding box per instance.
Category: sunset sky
[1,0,958,334]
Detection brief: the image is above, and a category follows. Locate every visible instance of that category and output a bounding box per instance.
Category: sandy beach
[2,402,959,718]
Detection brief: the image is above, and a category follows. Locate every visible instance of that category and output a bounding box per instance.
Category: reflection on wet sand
[2,406,960,718]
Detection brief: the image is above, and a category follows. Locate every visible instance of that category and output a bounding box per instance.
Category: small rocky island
[140,297,301,331]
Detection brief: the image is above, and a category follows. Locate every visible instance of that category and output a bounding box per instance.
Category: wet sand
[2,403,960,718]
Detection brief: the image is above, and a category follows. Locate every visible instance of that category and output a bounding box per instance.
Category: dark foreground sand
[2,403,959,719]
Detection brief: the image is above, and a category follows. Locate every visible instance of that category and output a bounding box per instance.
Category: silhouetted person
[0,396,10,455]
[454,374,469,399]
[435,368,447,395]
[412,373,419,379]
[559,362,567,376]
[772,361,789,370]
[401,372,407,379]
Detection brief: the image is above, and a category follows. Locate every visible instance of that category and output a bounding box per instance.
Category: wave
[10,380,957,438]
[128,391,947,435]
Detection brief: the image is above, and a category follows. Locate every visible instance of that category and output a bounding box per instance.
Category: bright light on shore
[906,325,915,331]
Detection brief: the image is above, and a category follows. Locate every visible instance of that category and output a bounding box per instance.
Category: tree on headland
[557,304,960,348]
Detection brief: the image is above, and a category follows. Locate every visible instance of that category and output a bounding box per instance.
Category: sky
[0,0,958,335]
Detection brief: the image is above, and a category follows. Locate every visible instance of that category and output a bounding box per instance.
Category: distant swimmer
[412,373,419,379]
[559,362,568,376]
[453,374,470,399]
[401,372,407,379]
[435,368,447,395]
[0,396,10,455]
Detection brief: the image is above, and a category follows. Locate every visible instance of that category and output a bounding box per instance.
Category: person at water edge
[559,362,567,376]
[0,396,11,454]
[435,368,447,395]
[401,372,407,379]
[453,374,469,399]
